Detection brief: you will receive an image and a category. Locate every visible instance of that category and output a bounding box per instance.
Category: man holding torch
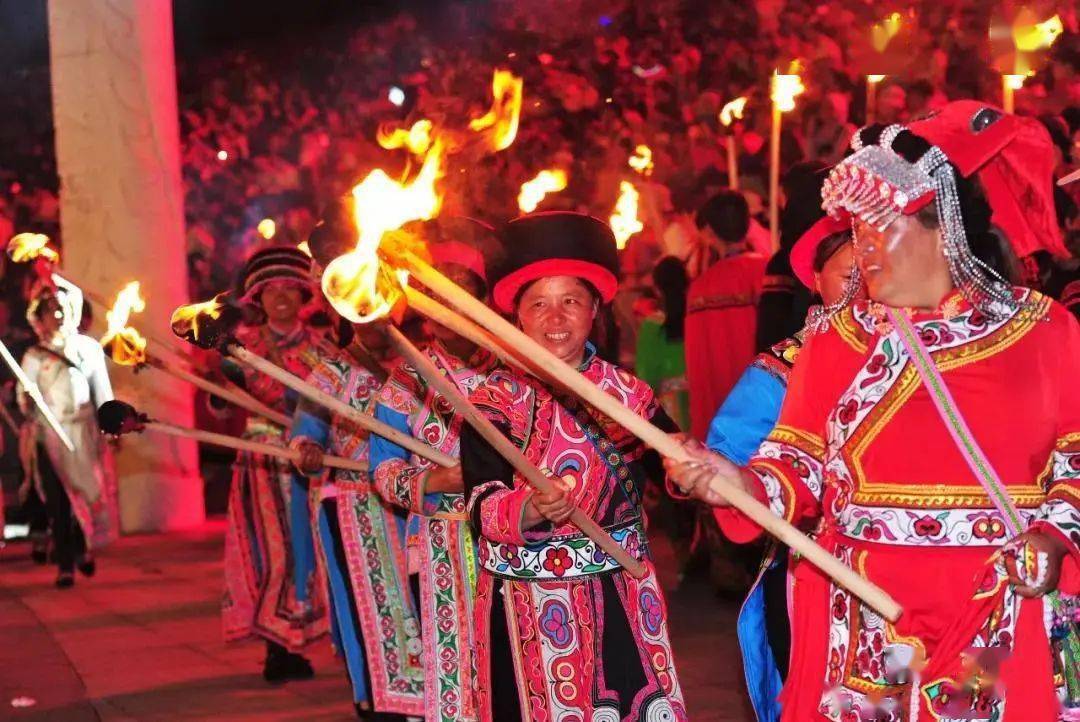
[668,105,1079,720]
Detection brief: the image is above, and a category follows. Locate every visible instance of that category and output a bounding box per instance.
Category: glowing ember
[7,233,59,263]
[377,119,434,156]
[468,69,523,152]
[322,139,445,323]
[628,145,653,176]
[719,97,748,127]
[610,181,643,251]
[517,169,568,213]
[770,72,805,113]
[100,281,147,366]
[1013,14,1062,52]
[257,218,276,240]
[170,294,238,349]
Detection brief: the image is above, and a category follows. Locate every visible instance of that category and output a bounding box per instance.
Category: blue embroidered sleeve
[370,403,429,513]
[290,407,330,448]
[705,365,787,466]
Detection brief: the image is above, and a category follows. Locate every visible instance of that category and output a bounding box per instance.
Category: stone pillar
[48,0,204,531]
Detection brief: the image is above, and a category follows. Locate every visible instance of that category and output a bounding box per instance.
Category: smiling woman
[459,212,688,722]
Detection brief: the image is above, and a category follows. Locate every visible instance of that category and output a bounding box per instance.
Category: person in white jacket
[18,277,117,588]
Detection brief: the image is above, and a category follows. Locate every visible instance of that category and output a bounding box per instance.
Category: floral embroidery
[542,547,572,577]
[539,600,574,648]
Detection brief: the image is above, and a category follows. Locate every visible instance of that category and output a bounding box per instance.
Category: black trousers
[37,444,86,573]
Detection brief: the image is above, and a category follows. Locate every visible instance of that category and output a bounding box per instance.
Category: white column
[48,0,204,531]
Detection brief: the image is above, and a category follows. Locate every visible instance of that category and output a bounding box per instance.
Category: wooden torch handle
[145,356,291,427]
[226,344,457,468]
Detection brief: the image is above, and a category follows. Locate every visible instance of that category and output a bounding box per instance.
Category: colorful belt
[838,503,1038,547]
[479,518,648,581]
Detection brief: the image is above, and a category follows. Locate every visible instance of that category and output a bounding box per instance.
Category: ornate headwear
[239,245,315,303]
[823,113,1024,320]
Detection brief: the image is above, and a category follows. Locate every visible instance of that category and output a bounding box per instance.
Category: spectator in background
[684,190,766,442]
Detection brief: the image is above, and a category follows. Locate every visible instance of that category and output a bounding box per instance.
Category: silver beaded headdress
[821,124,1020,320]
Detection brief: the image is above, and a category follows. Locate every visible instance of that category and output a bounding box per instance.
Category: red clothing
[684,251,767,440]
[717,289,1080,721]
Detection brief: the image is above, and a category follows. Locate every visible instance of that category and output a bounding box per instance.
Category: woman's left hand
[1003,530,1071,598]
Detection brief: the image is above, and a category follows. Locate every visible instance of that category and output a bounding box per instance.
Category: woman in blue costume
[703,215,856,722]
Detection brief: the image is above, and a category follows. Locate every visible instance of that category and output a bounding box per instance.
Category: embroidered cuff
[469,480,532,546]
[713,473,771,544]
[372,458,426,514]
[1031,493,1080,560]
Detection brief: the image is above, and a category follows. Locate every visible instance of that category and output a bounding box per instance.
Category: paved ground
[0,521,752,721]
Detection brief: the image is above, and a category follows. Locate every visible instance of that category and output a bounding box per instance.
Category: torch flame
[297,240,312,257]
[518,169,568,213]
[720,97,748,127]
[868,74,886,83]
[770,72,805,113]
[171,294,226,344]
[610,181,643,251]
[377,119,434,156]
[322,139,445,323]
[469,69,523,152]
[628,145,654,176]
[1013,14,1062,52]
[8,233,59,264]
[100,281,147,366]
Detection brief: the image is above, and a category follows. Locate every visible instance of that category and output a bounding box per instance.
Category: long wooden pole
[225,344,456,468]
[726,135,739,190]
[386,326,646,578]
[142,355,290,427]
[768,102,782,254]
[400,252,903,621]
[141,419,367,473]
[0,338,74,451]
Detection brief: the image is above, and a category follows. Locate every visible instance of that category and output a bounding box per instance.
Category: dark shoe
[55,572,75,589]
[263,645,314,684]
[31,547,48,565]
[76,556,96,578]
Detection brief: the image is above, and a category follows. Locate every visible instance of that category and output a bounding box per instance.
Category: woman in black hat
[460,212,687,722]
[221,245,331,683]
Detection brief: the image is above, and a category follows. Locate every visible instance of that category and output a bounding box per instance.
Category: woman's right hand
[524,479,575,528]
[663,438,746,507]
[294,442,325,475]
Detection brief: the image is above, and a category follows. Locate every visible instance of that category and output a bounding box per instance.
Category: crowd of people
[3,1,1080,721]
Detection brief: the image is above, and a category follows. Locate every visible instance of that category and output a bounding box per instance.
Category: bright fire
[322,139,445,323]
[610,181,643,251]
[771,72,805,113]
[1013,14,1062,52]
[628,145,654,176]
[8,233,60,263]
[518,169,568,213]
[468,69,523,152]
[100,281,148,366]
[297,240,312,257]
[719,97,748,127]
[377,119,434,156]
[171,294,226,344]
[868,74,886,83]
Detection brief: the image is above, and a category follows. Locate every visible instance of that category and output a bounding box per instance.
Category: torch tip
[97,400,146,435]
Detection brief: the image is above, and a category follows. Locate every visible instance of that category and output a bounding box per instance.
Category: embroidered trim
[687,291,758,314]
[478,519,648,580]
